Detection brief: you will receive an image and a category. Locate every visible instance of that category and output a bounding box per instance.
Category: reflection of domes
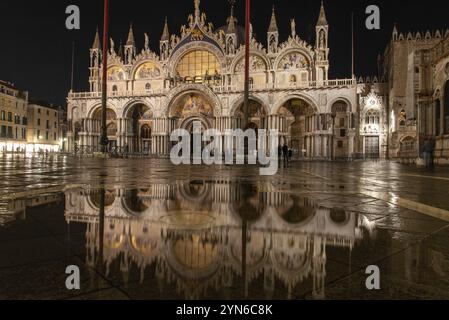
[276,197,316,225]
[122,190,149,215]
[89,190,116,210]
[329,208,349,225]
[173,235,218,270]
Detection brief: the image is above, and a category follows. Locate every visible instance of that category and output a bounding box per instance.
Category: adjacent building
[0,80,28,153]
[26,101,62,153]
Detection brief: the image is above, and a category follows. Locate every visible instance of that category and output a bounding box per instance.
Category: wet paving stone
[0,157,449,299]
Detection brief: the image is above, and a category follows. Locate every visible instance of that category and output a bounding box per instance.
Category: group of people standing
[422,137,436,168]
[279,144,293,165]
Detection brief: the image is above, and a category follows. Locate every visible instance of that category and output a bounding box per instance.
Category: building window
[37,130,40,139]
[7,112,12,122]
[22,117,27,125]
[37,119,41,126]
[54,132,57,140]
[46,131,49,140]
[112,85,118,92]
[175,50,220,79]
[145,83,151,91]
[1,111,5,121]
[38,109,41,114]
[337,141,344,148]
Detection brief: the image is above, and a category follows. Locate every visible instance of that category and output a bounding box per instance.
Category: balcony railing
[68,78,356,100]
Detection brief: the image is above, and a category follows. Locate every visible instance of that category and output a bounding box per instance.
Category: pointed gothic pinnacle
[227,2,236,33]
[268,5,278,33]
[126,23,135,46]
[92,27,101,49]
[161,17,169,41]
[317,0,328,26]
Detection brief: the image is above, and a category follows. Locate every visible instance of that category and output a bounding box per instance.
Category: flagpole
[243,0,251,129]
[351,12,355,78]
[100,0,110,153]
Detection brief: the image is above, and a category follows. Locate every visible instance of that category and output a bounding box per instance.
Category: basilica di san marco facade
[67,0,391,160]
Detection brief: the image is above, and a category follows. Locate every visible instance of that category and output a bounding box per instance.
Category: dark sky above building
[0,0,448,106]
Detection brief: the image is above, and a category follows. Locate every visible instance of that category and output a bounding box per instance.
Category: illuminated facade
[0,80,28,153]
[381,27,449,164]
[67,1,361,160]
[66,0,449,164]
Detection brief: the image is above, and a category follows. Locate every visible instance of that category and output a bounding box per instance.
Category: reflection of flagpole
[100,0,110,153]
[243,0,251,129]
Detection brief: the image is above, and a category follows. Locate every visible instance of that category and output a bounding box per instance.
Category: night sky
[0,0,448,106]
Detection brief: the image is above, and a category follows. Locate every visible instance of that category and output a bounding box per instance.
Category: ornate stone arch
[274,48,313,71]
[168,42,226,77]
[230,94,270,117]
[165,83,222,117]
[328,97,353,113]
[131,59,164,80]
[122,99,156,119]
[87,103,118,119]
[230,50,271,74]
[106,64,127,81]
[273,93,319,115]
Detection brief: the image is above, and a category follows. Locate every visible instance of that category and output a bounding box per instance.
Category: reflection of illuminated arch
[87,190,117,212]
[270,238,314,287]
[275,196,317,226]
[121,190,150,217]
[328,208,350,226]
[178,180,211,203]
[162,232,224,281]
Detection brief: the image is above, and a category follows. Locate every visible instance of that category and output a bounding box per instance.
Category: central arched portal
[277,98,316,158]
[169,92,216,156]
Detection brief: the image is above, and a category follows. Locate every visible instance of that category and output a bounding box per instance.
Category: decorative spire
[194,0,200,22]
[92,27,101,49]
[268,5,278,33]
[317,1,328,26]
[118,40,124,59]
[227,0,237,33]
[126,23,135,46]
[161,17,169,41]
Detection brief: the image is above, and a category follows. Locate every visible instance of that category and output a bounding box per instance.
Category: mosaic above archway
[172,93,214,118]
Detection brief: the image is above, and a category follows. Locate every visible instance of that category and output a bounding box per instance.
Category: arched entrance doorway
[125,104,153,154]
[232,99,268,157]
[169,92,215,156]
[92,108,118,151]
[277,98,315,158]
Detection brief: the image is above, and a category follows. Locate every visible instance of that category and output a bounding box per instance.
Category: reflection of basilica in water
[64,181,373,299]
